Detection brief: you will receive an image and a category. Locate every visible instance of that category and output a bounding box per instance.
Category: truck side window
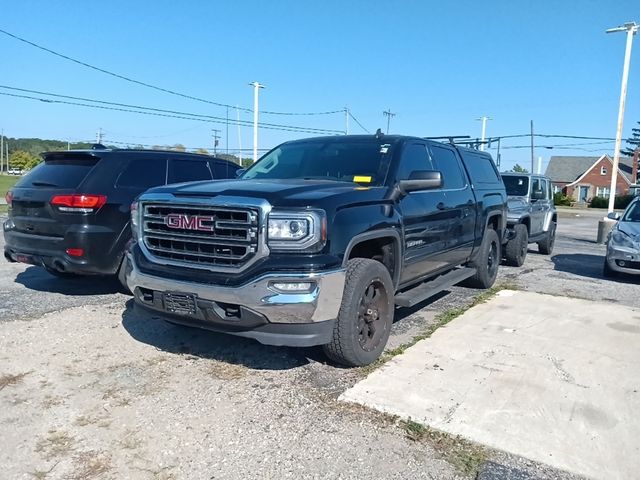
[430,146,465,189]
[168,159,213,184]
[396,143,433,180]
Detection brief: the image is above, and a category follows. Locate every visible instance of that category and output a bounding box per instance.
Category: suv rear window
[16,154,100,189]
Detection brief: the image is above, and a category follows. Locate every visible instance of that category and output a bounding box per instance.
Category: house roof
[545,155,634,183]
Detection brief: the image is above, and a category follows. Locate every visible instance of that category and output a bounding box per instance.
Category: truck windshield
[241,140,394,186]
[502,175,529,196]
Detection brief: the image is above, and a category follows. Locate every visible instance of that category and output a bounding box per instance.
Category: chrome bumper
[125,252,346,324]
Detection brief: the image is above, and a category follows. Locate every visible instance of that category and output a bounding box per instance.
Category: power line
[0,86,344,134]
[0,28,343,117]
[348,111,370,133]
[0,91,343,135]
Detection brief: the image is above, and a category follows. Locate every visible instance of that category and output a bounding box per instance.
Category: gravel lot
[0,209,631,479]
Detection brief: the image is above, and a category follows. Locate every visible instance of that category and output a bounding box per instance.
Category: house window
[553,185,560,194]
[601,166,607,175]
[596,186,611,198]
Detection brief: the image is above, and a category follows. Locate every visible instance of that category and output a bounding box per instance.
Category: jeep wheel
[464,228,501,289]
[504,224,528,267]
[323,258,394,367]
[538,221,556,255]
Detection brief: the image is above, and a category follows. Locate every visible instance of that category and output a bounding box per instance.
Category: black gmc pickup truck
[125,134,507,366]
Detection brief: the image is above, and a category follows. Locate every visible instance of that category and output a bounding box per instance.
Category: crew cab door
[428,143,476,265]
[396,142,450,284]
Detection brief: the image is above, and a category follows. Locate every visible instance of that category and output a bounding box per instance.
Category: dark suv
[3,147,240,289]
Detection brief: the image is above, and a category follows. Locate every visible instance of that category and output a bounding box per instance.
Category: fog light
[619,260,626,267]
[270,281,314,293]
[66,248,84,257]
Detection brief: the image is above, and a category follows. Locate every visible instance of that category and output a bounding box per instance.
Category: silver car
[604,198,640,277]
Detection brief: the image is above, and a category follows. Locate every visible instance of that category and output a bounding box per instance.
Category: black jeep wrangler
[126,134,507,366]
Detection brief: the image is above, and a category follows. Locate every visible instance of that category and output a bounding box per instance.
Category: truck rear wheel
[464,228,501,289]
[323,258,394,367]
[504,224,528,267]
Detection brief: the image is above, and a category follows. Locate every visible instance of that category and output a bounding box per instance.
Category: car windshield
[240,139,394,186]
[622,201,640,222]
[502,175,529,196]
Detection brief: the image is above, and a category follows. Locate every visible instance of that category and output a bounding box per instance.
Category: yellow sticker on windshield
[354,175,372,183]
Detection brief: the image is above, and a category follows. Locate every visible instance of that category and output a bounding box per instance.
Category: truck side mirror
[389,171,443,201]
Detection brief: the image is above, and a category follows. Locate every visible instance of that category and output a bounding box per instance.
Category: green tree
[511,164,529,173]
[170,144,186,152]
[622,121,640,156]
[194,148,210,155]
[9,150,38,170]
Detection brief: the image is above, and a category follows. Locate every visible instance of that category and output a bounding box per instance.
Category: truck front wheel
[504,224,528,267]
[323,258,394,367]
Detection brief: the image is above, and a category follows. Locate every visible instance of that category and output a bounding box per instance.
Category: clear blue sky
[1,0,639,171]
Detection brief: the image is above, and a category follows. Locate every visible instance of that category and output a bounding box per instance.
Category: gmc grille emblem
[165,213,215,232]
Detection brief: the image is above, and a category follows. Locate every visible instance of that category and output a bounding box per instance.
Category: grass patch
[206,361,247,380]
[69,451,111,480]
[0,174,19,196]
[0,371,31,391]
[0,204,7,215]
[400,419,487,477]
[35,430,76,460]
[360,284,516,375]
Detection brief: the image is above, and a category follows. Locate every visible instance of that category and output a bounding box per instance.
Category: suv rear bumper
[3,221,123,275]
[125,252,346,347]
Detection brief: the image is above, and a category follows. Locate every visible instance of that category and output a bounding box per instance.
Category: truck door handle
[437,202,446,210]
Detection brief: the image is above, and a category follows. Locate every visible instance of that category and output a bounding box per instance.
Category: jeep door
[396,142,450,284]
[529,177,547,235]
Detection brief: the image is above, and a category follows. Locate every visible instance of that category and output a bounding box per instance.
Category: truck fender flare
[342,229,403,287]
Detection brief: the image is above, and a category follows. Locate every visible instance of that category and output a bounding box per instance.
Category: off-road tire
[323,258,394,367]
[504,224,528,267]
[603,258,618,278]
[116,255,132,295]
[538,221,556,255]
[463,228,501,289]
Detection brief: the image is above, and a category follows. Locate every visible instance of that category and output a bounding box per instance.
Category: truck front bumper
[125,253,346,347]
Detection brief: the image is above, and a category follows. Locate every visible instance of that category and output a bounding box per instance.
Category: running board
[394,267,477,308]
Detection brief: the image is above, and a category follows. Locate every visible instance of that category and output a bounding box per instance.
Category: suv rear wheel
[504,224,528,267]
[323,258,394,367]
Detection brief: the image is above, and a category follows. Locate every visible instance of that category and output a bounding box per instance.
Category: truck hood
[143,178,388,209]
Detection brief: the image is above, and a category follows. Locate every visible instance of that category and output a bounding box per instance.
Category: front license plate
[163,292,197,316]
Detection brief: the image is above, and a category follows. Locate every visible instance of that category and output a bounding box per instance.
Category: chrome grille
[141,203,259,269]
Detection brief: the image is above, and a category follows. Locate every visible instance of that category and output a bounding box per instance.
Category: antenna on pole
[96,127,103,144]
[212,129,220,156]
[476,116,492,151]
[345,107,350,135]
[383,109,396,134]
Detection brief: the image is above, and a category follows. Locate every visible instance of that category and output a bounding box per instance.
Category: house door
[579,186,589,202]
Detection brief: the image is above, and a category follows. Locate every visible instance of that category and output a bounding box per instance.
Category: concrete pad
[341,290,640,480]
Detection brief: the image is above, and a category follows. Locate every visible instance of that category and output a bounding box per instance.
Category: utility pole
[476,116,492,151]
[344,107,350,135]
[226,107,229,155]
[96,128,103,144]
[606,21,638,213]
[236,106,243,166]
[383,109,395,134]
[212,129,221,156]
[1,129,4,174]
[530,120,535,174]
[249,81,265,163]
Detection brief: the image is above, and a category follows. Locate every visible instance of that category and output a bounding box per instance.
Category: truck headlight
[267,210,326,251]
[611,230,635,249]
[131,201,140,240]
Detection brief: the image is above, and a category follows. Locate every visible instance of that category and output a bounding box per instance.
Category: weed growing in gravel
[206,361,247,380]
[359,284,517,375]
[401,419,487,477]
[69,451,111,480]
[35,430,76,460]
[0,371,31,391]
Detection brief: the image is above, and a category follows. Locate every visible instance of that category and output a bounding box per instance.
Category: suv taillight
[5,191,13,207]
[51,194,107,213]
